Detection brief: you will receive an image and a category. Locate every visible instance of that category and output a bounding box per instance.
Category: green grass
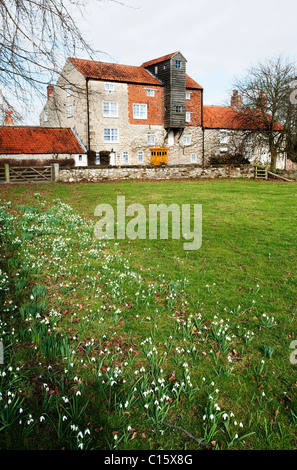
[0,179,296,450]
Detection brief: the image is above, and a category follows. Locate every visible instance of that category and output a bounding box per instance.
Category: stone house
[0,126,87,167]
[40,52,204,166]
[203,91,286,169]
[40,52,286,169]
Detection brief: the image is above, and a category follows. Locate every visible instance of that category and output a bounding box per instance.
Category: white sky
[25,0,297,123]
[78,0,297,103]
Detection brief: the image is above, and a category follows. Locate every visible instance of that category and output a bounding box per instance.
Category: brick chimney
[231,90,242,109]
[3,110,14,126]
[47,85,54,100]
[257,92,267,110]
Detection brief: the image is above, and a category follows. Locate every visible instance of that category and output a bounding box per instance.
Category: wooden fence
[1,163,59,184]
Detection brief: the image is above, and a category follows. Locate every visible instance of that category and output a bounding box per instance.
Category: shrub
[208,153,250,167]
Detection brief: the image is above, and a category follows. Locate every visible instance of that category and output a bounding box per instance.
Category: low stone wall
[59,164,255,183]
[276,169,297,180]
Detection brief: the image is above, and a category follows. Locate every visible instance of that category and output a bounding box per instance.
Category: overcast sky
[26,0,297,123]
[77,0,297,103]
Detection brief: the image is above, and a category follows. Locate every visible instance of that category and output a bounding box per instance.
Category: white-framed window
[104,128,119,143]
[66,83,72,97]
[105,83,115,92]
[220,130,229,144]
[155,66,158,74]
[95,152,100,165]
[186,92,191,100]
[147,134,156,146]
[176,105,182,113]
[261,148,269,164]
[138,151,144,164]
[43,109,48,122]
[133,103,147,120]
[146,89,155,97]
[103,101,118,118]
[123,151,129,164]
[191,153,197,163]
[67,104,72,118]
[175,60,182,69]
[186,112,191,123]
[183,135,191,146]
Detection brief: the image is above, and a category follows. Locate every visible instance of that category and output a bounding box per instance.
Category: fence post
[51,163,59,183]
[4,164,10,183]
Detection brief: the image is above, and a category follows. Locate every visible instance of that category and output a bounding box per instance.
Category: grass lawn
[0,178,296,450]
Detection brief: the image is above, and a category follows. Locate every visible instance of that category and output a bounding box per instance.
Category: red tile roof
[0,127,86,154]
[69,56,203,90]
[186,75,203,90]
[141,52,180,68]
[203,106,283,131]
[69,58,163,86]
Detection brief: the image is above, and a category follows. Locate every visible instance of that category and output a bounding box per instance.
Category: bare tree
[0,0,123,121]
[233,57,296,171]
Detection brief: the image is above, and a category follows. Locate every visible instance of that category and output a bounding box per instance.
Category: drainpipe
[201,89,205,168]
[86,77,90,152]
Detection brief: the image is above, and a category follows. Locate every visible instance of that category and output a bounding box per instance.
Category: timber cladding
[127,84,164,126]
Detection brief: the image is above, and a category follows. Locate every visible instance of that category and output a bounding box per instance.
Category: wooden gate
[2,164,59,184]
[254,164,268,180]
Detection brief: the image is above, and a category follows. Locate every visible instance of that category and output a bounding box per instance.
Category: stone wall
[59,164,255,183]
[276,169,297,180]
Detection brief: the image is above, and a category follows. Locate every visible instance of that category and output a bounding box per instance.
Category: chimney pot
[4,110,14,126]
[47,85,54,100]
[231,90,242,109]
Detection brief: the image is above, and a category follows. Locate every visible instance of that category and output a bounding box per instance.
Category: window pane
[147,134,155,145]
[104,128,118,142]
[103,102,118,117]
[105,83,115,91]
[220,131,228,144]
[133,104,147,119]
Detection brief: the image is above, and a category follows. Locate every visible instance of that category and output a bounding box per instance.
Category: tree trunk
[270,145,277,172]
